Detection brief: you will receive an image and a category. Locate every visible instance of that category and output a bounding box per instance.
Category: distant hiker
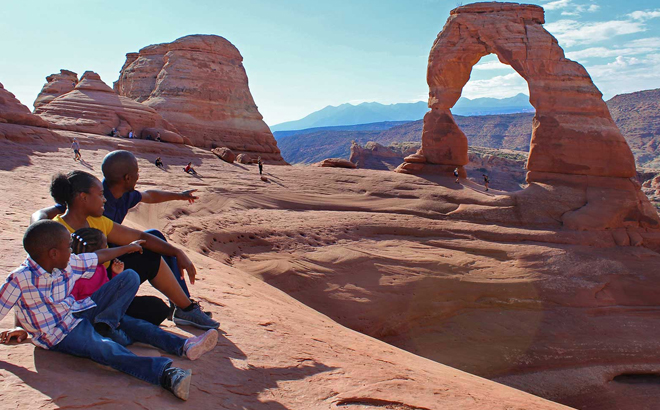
[453,168,460,184]
[71,138,81,161]
[111,128,120,138]
[156,132,162,142]
[184,162,197,175]
[257,156,263,175]
[128,130,134,139]
[155,157,164,169]
[483,174,490,191]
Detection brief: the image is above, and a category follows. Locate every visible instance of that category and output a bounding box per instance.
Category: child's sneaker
[173,301,220,329]
[161,367,192,400]
[183,329,219,361]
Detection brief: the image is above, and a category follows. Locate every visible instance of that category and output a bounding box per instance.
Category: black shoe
[161,367,192,400]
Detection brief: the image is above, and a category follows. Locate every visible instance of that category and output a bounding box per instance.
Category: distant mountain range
[270,94,534,132]
[275,88,660,167]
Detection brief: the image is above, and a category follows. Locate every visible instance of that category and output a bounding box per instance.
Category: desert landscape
[2,1,660,409]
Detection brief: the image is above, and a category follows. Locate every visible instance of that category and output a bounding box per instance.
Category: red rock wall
[114,35,287,164]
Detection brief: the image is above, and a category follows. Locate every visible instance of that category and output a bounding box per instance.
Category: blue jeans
[146,229,190,298]
[52,270,186,385]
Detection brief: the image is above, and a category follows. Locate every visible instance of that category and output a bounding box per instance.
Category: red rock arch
[397,2,636,179]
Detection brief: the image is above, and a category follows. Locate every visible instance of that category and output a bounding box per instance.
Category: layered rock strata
[0,82,49,128]
[33,69,78,109]
[114,35,286,163]
[35,71,189,144]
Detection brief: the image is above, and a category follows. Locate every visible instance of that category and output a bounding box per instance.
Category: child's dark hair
[71,228,105,254]
[50,170,99,207]
[23,220,69,259]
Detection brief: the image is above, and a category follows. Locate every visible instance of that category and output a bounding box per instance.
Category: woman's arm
[107,223,197,283]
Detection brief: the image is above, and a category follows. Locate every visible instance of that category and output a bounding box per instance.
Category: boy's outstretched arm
[95,240,145,265]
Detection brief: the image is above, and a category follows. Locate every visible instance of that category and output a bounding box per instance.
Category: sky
[1,0,659,126]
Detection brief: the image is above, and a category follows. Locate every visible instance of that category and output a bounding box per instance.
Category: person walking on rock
[453,168,460,184]
[258,156,263,175]
[72,138,81,161]
[483,174,490,191]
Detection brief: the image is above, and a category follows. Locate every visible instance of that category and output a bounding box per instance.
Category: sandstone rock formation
[35,71,189,144]
[33,69,78,109]
[350,141,417,170]
[0,82,49,128]
[395,2,659,231]
[114,35,286,164]
[236,153,253,164]
[397,2,635,179]
[212,147,235,163]
[317,158,357,168]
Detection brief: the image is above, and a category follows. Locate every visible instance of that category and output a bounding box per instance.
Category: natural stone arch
[396,2,636,179]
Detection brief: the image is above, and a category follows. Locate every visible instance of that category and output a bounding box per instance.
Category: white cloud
[462,73,529,99]
[545,19,646,47]
[544,0,600,16]
[543,0,571,10]
[565,37,660,60]
[472,60,511,70]
[586,53,660,99]
[629,10,660,21]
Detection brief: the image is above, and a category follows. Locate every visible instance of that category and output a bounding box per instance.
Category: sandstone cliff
[114,35,286,164]
[33,70,78,109]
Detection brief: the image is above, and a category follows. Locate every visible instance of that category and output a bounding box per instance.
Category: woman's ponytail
[49,170,99,207]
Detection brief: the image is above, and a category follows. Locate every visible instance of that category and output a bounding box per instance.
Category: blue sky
[1,0,659,126]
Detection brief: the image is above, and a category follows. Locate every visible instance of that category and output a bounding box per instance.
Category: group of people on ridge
[0,149,220,400]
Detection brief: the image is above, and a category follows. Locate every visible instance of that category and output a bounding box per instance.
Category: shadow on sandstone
[0,332,336,408]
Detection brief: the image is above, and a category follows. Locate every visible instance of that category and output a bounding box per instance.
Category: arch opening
[453,55,535,192]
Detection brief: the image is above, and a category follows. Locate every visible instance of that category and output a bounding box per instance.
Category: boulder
[212,147,236,163]
[114,35,287,164]
[33,70,78,109]
[34,71,187,144]
[0,82,50,128]
[236,153,253,164]
[317,158,357,169]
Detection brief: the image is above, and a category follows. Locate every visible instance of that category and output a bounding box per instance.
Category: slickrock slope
[114,35,286,163]
[0,134,568,410]
[35,71,188,144]
[33,70,78,109]
[116,144,660,410]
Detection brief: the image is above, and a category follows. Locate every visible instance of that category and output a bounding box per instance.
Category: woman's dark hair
[50,170,99,206]
[71,228,105,254]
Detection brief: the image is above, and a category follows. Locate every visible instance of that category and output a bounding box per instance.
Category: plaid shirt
[0,253,99,349]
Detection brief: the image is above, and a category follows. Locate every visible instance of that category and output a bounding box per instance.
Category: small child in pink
[70,228,124,301]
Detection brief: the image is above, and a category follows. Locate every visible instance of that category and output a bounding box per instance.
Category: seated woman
[49,170,219,330]
[155,157,164,169]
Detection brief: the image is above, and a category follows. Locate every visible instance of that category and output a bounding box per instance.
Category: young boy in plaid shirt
[0,220,218,400]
